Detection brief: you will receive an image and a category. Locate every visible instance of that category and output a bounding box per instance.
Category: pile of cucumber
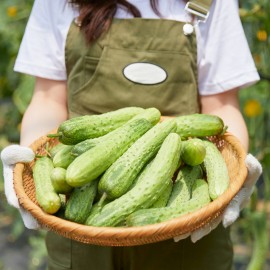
[32,107,230,227]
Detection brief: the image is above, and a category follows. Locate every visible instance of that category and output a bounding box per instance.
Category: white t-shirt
[14,0,259,95]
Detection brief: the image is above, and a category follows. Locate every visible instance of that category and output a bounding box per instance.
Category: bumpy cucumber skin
[202,140,230,200]
[57,107,145,144]
[151,179,173,208]
[167,165,203,207]
[126,179,210,226]
[71,136,106,157]
[64,180,98,224]
[181,138,206,166]
[49,143,66,159]
[71,107,161,157]
[87,133,181,227]
[85,199,110,225]
[175,113,224,138]
[66,118,153,187]
[33,157,61,214]
[98,119,177,199]
[52,145,75,169]
[129,107,161,126]
[54,194,67,219]
[50,167,73,194]
[126,159,154,191]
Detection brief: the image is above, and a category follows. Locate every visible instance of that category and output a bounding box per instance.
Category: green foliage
[0,0,34,99]
[0,1,45,270]
[28,232,47,270]
[0,0,34,143]
[240,0,270,76]
[238,1,270,269]
[239,0,270,201]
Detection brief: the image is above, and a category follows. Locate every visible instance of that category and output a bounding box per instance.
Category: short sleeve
[196,0,260,95]
[14,0,78,80]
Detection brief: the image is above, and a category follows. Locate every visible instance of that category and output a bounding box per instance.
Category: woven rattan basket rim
[14,130,248,246]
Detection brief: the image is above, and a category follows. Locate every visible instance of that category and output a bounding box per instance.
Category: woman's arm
[20,77,68,146]
[200,89,249,152]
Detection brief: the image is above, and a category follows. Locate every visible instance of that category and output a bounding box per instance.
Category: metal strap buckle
[184,2,210,23]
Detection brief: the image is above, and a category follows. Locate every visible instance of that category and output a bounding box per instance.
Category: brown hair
[69,0,184,43]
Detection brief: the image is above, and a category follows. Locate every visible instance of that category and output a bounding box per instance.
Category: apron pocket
[46,231,72,269]
[70,46,198,116]
[83,56,100,88]
[71,55,101,96]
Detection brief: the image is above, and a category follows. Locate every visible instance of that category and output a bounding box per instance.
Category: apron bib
[46,2,233,269]
[65,18,199,118]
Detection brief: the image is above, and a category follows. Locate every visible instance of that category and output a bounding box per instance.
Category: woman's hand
[1,77,68,229]
[174,153,262,243]
[1,145,40,229]
[200,88,249,151]
[173,89,263,243]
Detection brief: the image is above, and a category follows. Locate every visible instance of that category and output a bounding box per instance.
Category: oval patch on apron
[123,62,167,85]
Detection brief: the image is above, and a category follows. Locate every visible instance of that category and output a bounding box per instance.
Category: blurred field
[0,0,269,269]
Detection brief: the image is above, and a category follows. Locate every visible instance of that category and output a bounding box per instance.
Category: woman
[1,0,262,269]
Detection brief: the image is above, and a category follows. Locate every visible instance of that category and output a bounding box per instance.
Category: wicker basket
[13,130,247,246]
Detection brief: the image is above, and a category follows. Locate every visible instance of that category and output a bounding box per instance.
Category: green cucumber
[151,179,173,208]
[32,157,61,214]
[54,194,67,219]
[87,133,181,227]
[167,165,203,207]
[202,140,230,200]
[49,143,67,158]
[129,107,161,125]
[181,138,206,166]
[126,179,211,226]
[66,118,153,187]
[71,136,104,157]
[64,179,98,224]
[126,159,154,191]
[175,113,225,138]
[52,145,75,169]
[98,119,177,199]
[48,107,144,144]
[71,107,161,157]
[84,198,110,225]
[50,167,73,194]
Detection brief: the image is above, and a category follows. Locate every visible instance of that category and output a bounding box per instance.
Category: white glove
[1,145,40,229]
[174,153,263,243]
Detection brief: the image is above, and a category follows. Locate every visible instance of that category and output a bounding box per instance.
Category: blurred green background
[0,0,269,269]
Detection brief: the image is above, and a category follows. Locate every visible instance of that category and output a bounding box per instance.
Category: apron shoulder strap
[185,0,213,22]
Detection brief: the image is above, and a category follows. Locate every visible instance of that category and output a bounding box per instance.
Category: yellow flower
[7,6,17,17]
[239,8,249,18]
[244,99,262,118]
[253,54,261,65]
[17,123,22,132]
[256,30,268,42]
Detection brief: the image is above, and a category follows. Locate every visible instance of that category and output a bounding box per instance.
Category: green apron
[65,18,199,118]
[46,2,233,269]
